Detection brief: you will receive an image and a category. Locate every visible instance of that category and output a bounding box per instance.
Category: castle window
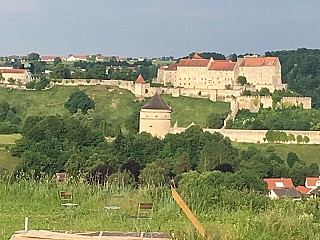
[155,115,158,117]
[149,126,153,127]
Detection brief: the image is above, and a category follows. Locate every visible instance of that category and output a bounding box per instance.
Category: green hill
[233,142,320,165]
[0,86,229,128]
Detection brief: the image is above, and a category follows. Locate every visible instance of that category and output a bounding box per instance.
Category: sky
[1,0,320,58]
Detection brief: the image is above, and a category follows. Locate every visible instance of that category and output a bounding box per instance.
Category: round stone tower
[139,93,171,138]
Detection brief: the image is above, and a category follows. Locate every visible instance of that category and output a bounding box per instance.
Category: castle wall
[169,127,320,144]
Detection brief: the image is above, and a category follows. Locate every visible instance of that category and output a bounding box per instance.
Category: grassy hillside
[0,86,229,128]
[233,142,320,164]
[0,149,21,172]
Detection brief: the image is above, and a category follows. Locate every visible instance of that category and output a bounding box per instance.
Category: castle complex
[156,53,287,92]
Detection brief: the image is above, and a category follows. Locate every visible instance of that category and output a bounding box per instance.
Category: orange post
[171,186,209,239]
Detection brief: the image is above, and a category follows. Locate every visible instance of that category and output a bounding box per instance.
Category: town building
[66,54,88,62]
[156,53,287,92]
[0,69,32,84]
[263,178,301,200]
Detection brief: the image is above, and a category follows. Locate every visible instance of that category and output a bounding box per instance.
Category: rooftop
[141,93,171,111]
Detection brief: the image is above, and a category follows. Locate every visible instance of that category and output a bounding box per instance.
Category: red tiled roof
[193,53,202,59]
[306,177,320,187]
[69,55,88,59]
[296,186,312,194]
[240,57,278,67]
[135,74,145,84]
[209,60,236,71]
[0,69,26,74]
[178,58,209,67]
[161,64,177,71]
[41,56,56,60]
[263,178,294,190]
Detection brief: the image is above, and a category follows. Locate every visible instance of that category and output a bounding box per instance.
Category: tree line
[11,111,319,189]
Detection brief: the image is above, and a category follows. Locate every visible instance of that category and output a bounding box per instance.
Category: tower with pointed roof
[139,93,171,138]
[134,74,146,97]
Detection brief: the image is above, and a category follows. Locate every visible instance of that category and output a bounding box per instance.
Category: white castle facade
[156,53,287,92]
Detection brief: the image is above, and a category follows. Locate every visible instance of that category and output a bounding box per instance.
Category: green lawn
[233,142,320,164]
[161,95,229,127]
[0,149,21,171]
[0,134,21,145]
[0,86,229,128]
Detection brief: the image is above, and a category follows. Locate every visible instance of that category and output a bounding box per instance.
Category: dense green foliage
[228,107,320,130]
[266,48,320,108]
[11,117,320,190]
[0,101,21,133]
[64,90,95,114]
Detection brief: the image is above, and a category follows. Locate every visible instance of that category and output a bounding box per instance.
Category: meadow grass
[0,134,21,145]
[0,149,21,171]
[233,142,320,165]
[1,178,320,240]
[0,86,229,128]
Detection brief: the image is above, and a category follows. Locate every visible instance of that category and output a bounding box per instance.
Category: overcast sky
[1,0,320,58]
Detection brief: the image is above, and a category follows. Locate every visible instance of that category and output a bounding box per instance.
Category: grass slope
[0,149,21,171]
[233,142,320,164]
[0,134,21,145]
[0,86,229,128]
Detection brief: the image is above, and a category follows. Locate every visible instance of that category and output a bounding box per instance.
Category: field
[1,180,320,240]
[233,142,320,164]
[0,86,229,128]
[0,134,21,146]
[0,149,21,172]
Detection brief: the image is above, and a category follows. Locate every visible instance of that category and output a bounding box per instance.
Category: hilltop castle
[156,53,287,92]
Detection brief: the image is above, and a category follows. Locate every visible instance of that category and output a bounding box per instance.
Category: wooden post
[171,186,209,239]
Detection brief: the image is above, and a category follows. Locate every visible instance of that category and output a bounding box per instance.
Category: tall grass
[1,176,320,240]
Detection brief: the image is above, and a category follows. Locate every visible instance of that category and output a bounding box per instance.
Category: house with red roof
[40,56,56,62]
[0,69,32,85]
[67,54,88,62]
[305,177,320,189]
[296,177,320,198]
[263,178,301,200]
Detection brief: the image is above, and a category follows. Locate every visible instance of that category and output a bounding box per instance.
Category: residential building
[0,69,32,84]
[67,55,88,62]
[263,178,301,200]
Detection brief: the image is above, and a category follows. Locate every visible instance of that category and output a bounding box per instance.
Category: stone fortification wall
[233,96,312,113]
[169,127,320,144]
[281,97,312,109]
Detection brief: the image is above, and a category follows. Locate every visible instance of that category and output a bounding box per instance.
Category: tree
[54,57,62,66]
[259,87,271,96]
[27,52,40,61]
[0,73,4,83]
[287,151,300,168]
[236,76,247,86]
[8,77,16,85]
[303,136,310,144]
[206,112,225,129]
[296,135,303,144]
[51,63,71,79]
[35,77,49,90]
[287,133,295,142]
[64,91,95,114]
